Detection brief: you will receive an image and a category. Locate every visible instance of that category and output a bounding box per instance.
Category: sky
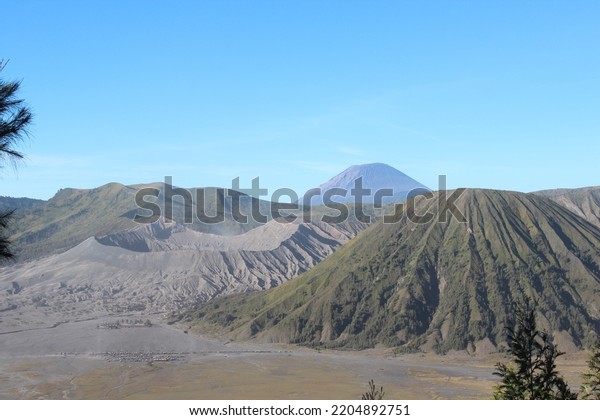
[1,0,599,200]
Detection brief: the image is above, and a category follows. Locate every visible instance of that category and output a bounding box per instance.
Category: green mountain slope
[188,189,600,353]
[5,183,139,260]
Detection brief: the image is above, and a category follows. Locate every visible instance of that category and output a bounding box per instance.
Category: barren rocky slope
[0,218,366,330]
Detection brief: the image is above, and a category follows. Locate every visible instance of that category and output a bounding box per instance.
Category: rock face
[0,218,367,328]
[307,163,429,205]
[191,189,600,353]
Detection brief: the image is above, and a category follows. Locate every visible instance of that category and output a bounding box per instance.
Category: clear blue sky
[1,0,599,199]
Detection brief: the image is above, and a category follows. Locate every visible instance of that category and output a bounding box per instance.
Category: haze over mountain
[190,188,600,354]
[306,163,429,205]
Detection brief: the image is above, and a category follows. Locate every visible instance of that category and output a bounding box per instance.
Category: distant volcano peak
[308,162,429,205]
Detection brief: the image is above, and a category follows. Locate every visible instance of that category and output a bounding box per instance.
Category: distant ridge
[0,196,45,211]
[4,165,425,262]
[307,163,428,205]
[533,186,600,228]
[3,182,283,262]
[189,188,600,353]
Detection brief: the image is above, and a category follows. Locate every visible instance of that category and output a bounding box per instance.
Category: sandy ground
[0,317,589,400]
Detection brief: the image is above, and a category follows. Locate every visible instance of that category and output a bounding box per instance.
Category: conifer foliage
[581,344,600,399]
[361,379,385,400]
[493,299,577,399]
[0,59,33,260]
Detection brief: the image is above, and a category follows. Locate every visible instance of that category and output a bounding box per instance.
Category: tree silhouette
[0,59,33,260]
[493,298,577,399]
[581,344,600,399]
[361,379,385,400]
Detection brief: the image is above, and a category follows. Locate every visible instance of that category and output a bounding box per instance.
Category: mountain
[533,186,600,228]
[189,189,600,354]
[0,196,46,211]
[1,177,373,327]
[0,218,367,327]
[4,183,141,261]
[3,182,291,262]
[306,163,429,205]
[3,164,424,261]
